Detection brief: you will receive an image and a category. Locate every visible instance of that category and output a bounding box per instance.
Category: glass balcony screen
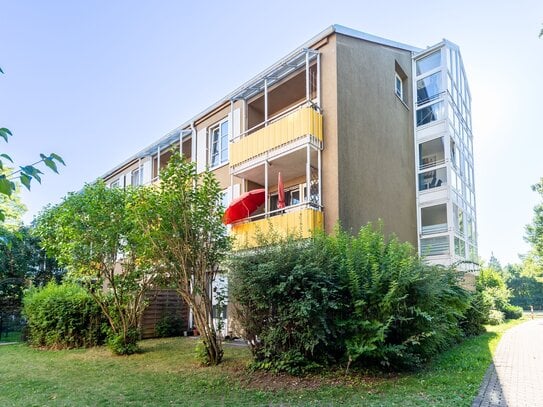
[416,101,444,126]
[419,167,447,191]
[416,51,441,75]
[421,204,447,235]
[417,72,442,104]
[419,137,445,169]
[421,236,449,256]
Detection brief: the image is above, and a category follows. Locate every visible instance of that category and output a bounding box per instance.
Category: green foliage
[35,181,155,354]
[107,328,141,355]
[194,340,211,366]
[459,291,489,337]
[0,68,64,222]
[132,152,230,365]
[502,303,523,319]
[230,223,472,373]
[230,233,344,374]
[476,266,522,321]
[22,282,105,348]
[487,310,505,325]
[155,315,183,338]
[1,225,63,315]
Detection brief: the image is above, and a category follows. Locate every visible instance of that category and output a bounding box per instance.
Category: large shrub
[23,282,105,348]
[230,224,471,373]
[229,234,344,374]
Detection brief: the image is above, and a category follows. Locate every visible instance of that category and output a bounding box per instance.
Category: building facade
[100,25,478,334]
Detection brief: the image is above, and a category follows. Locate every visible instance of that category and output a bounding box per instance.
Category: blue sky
[1,1,542,265]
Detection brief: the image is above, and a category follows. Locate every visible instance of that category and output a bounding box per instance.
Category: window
[269,186,302,211]
[416,100,444,126]
[417,71,441,104]
[418,167,447,191]
[416,51,441,75]
[131,168,141,186]
[210,119,229,167]
[420,236,449,256]
[395,74,403,99]
[394,61,407,102]
[421,204,447,235]
[419,137,445,170]
[110,179,120,188]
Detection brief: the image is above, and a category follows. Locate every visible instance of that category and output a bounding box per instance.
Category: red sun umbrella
[277,172,285,209]
[223,188,266,224]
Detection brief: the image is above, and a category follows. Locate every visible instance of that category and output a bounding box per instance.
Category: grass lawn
[0,319,523,407]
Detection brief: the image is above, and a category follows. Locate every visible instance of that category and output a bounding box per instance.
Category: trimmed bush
[23,282,105,348]
[230,224,471,373]
[502,304,523,320]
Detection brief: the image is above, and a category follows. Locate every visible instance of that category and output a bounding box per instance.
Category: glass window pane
[416,51,441,75]
[416,101,444,126]
[419,137,445,169]
[221,121,228,137]
[417,72,442,104]
[418,167,447,191]
[421,204,447,235]
[420,236,449,256]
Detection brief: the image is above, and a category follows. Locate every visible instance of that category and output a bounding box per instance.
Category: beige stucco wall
[315,35,340,234]
[334,34,417,246]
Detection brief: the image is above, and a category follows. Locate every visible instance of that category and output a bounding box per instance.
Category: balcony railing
[231,204,323,249]
[230,105,323,167]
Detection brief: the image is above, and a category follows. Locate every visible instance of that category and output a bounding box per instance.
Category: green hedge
[23,282,105,348]
[230,224,477,374]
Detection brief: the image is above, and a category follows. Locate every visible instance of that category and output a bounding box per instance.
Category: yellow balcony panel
[231,207,323,249]
[230,107,323,167]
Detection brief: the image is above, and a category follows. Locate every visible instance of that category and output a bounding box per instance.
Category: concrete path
[472,318,543,407]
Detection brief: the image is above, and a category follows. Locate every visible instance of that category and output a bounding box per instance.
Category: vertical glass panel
[421,204,448,235]
[416,51,441,75]
[417,72,442,104]
[419,167,447,191]
[455,237,466,257]
[453,204,464,235]
[416,101,444,126]
[419,137,445,169]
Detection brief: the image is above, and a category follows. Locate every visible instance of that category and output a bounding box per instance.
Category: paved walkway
[472,318,543,407]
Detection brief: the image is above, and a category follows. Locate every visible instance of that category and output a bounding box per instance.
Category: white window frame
[109,179,120,188]
[395,73,403,100]
[131,168,141,186]
[209,118,229,169]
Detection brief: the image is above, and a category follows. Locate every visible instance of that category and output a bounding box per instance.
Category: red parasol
[223,188,266,224]
[277,172,285,209]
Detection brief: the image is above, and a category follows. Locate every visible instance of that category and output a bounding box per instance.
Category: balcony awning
[223,189,266,225]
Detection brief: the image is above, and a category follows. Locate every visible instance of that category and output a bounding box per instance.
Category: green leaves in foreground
[0,127,12,142]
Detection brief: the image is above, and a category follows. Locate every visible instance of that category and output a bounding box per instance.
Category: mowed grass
[0,319,523,407]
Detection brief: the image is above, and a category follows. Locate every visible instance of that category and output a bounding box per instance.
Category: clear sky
[1,1,542,266]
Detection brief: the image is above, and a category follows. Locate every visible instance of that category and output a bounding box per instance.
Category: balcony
[231,204,323,249]
[230,106,323,168]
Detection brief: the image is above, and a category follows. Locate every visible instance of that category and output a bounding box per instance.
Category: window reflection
[416,101,444,126]
[417,72,442,104]
[416,51,441,75]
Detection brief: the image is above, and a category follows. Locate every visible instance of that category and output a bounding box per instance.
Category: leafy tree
[133,153,230,365]
[0,225,63,306]
[0,67,65,222]
[525,179,543,265]
[35,182,155,354]
[506,259,543,309]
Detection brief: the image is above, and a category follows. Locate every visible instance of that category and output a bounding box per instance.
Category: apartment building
[101,25,478,334]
